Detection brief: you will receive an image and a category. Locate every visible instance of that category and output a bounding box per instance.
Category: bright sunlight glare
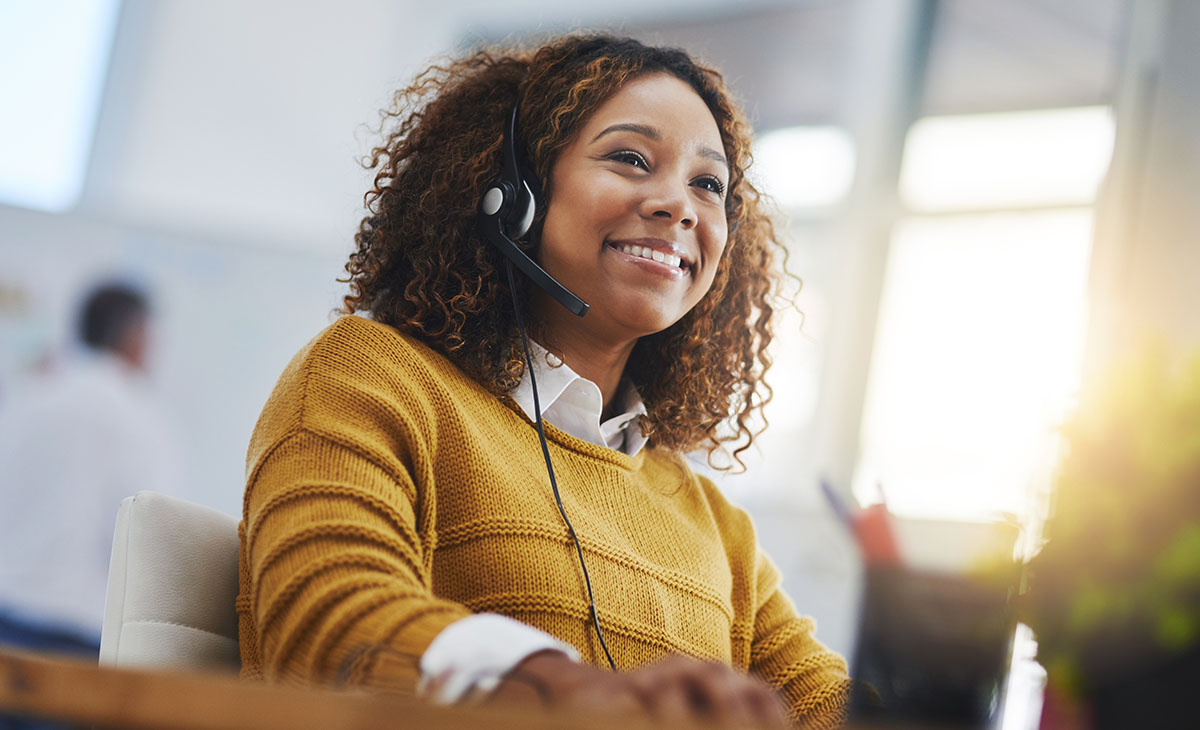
[853,210,1094,520]
[900,107,1115,212]
[753,126,856,211]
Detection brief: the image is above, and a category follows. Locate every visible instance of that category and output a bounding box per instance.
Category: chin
[612,307,685,339]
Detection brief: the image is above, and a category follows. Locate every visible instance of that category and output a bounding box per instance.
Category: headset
[477,106,588,317]
[476,104,617,672]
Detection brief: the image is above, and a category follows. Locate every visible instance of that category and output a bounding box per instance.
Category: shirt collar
[509,342,648,456]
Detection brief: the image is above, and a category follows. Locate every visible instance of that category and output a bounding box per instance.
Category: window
[853,107,1115,520]
[753,126,856,211]
[0,0,122,212]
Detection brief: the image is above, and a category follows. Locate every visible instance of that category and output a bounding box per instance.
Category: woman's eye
[693,176,726,196]
[608,150,649,169]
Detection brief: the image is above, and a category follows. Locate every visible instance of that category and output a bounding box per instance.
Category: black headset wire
[505,259,618,672]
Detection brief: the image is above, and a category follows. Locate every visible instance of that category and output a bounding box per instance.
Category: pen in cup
[819,478,902,565]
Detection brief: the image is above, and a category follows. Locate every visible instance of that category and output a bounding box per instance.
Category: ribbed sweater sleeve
[238,320,472,690]
[750,549,852,729]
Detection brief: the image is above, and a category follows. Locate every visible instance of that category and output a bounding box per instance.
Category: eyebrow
[592,122,729,172]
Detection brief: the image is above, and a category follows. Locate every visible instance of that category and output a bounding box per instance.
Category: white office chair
[99,491,241,671]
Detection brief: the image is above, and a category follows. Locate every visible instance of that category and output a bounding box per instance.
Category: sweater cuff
[417,613,580,704]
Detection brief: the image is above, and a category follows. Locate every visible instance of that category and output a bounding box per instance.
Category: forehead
[579,72,724,153]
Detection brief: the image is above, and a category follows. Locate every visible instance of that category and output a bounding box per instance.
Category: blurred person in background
[0,281,183,657]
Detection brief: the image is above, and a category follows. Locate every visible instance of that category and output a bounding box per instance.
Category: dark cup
[849,565,1020,728]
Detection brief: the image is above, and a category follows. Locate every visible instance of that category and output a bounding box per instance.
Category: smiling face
[534,72,730,350]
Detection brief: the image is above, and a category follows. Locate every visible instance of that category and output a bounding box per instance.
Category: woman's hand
[488,650,791,729]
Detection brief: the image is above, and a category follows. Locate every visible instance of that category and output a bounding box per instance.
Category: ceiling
[474,0,1130,130]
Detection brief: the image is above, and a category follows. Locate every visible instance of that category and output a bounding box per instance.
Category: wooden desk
[2,649,952,730]
[0,648,666,730]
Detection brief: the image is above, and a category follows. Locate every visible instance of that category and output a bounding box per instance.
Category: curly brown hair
[342,34,785,465]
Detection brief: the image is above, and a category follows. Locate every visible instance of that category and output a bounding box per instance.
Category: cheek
[704,222,729,271]
[694,224,729,296]
[576,177,633,223]
[544,177,619,242]
[693,257,730,312]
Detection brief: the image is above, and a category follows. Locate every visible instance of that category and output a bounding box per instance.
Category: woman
[238,34,851,729]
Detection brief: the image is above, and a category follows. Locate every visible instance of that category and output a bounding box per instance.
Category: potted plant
[1023,347,1200,730]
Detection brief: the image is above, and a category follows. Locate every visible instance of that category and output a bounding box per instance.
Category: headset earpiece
[510,180,536,238]
[477,106,588,317]
[480,183,508,217]
[480,106,536,236]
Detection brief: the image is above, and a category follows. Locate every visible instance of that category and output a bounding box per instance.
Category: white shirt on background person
[0,350,184,640]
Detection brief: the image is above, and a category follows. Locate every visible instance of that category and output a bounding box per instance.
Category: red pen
[853,503,902,565]
[820,478,902,566]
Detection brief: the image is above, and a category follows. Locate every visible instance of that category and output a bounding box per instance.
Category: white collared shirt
[508,343,648,456]
[419,343,647,703]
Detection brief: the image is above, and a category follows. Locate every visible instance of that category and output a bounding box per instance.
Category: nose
[639,178,697,229]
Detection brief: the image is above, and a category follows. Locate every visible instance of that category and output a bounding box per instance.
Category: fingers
[491,650,646,719]
[628,656,790,729]
[485,652,789,729]
[739,674,791,729]
[566,674,647,718]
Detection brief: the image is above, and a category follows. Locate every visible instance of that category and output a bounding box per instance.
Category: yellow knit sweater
[238,315,850,727]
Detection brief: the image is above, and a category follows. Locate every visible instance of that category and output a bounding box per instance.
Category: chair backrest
[99,491,241,671]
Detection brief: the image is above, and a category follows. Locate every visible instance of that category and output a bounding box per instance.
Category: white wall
[1087,0,1200,369]
[81,0,461,250]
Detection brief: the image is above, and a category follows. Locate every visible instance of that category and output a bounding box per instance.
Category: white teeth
[618,244,685,269]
